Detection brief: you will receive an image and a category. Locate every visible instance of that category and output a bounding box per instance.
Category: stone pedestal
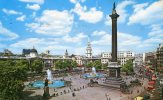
[108,62,121,78]
[101,62,125,89]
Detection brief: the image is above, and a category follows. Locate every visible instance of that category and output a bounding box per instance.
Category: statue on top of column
[113,2,116,10]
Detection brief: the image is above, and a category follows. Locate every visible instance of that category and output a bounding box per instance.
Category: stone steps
[99,83,121,88]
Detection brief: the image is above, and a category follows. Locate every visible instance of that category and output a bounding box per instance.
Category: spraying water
[46,69,53,81]
[92,67,96,74]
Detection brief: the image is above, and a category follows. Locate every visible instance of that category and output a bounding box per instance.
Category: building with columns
[75,55,84,66]
[101,52,111,64]
[118,51,135,65]
[101,51,135,65]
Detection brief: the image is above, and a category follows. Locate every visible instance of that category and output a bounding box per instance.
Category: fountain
[92,67,96,74]
[90,67,97,76]
[30,69,65,88]
[46,69,53,83]
[82,67,105,78]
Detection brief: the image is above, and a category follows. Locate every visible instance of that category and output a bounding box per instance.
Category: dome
[30,48,37,53]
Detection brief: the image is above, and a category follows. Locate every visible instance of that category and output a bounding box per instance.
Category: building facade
[134,53,143,67]
[75,55,84,66]
[156,44,163,71]
[22,47,38,58]
[101,52,111,64]
[101,51,135,65]
[118,51,135,65]
[143,52,156,66]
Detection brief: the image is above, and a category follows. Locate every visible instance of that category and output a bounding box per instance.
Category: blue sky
[0,0,163,55]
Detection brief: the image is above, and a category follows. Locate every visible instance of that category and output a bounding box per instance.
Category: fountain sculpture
[82,67,105,78]
[31,69,65,88]
[90,67,97,76]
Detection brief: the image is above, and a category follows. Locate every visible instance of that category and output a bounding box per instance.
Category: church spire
[86,39,92,58]
[65,49,68,58]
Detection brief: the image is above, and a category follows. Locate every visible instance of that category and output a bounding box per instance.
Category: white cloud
[133,3,148,13]
[2,8,22,15]
[16,15,26,21]
[62,33,87,43]
[19,0,44,4]
[92,31,107,36]
[90,30,161,53]
[74,47,85,55]
[148,24,163,37]
[70,0,86,4]
[116,1,135,23]
[72,3,103,23]
[26,4,40,11]
[92,31,141,46]
[0,21,19,40]
[144,38,163,44]
[26,10,74,36]
[105,0,134,25]
[70,0,77,4]
[11,38,58,48]
[81,0,86,3]
[92,32,111,45]
[128,0,163,25]
[118,32,141,46]
[139,23,163,47]
[10,38,72,54]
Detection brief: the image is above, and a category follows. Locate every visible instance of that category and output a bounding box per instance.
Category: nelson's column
[102,3,125,90]
[110,2,119,62]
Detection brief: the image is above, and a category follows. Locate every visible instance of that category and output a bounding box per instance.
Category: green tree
[85,62,94,68]
[102,63,108,69]
[55,60,77,70]
[121,59,133,74]
[55,60,65,69]
[71,61,77,68]
[31,59,43,73]
[15,59,29,71]
[93,60,102,70]
[0,60,27,100]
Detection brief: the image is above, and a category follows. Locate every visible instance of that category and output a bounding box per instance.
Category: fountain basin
[82,73,105,78]
[31,80,65,88]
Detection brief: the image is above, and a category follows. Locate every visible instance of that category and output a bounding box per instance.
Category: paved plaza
[25,74,148,100]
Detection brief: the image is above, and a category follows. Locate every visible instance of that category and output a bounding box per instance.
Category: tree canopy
[55,60,77,70]
[0,60,27,100]
[121,59,134,74]
[31,59,43,73]
[85,60,103,70]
